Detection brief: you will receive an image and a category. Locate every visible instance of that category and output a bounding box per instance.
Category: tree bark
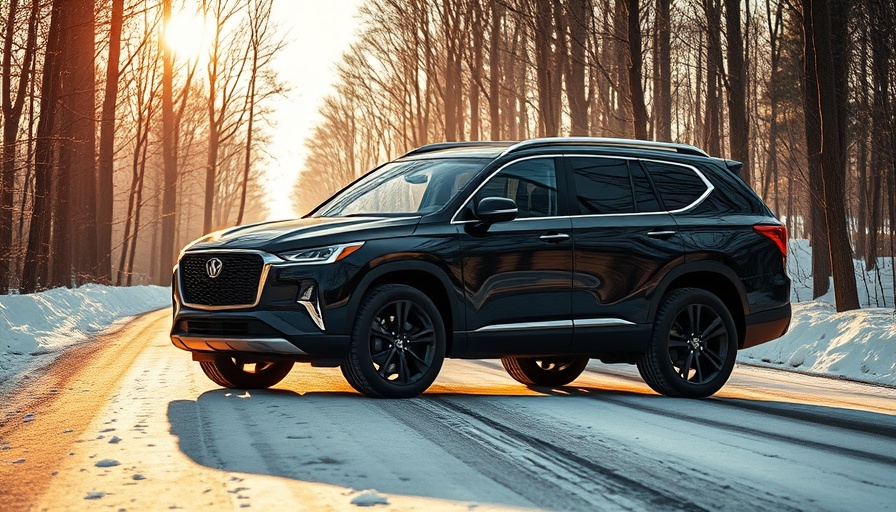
[626,0,648,139]
[801,0,831,299]
[1,0,39,292]
[61,0,97,284]
[22,0,64,293]
[535,0,561,137]
[567,0,589,136]
[96,0,124,285]
[488,0,502,140]
[160,0,178,275]
[725,0,749,183]
[802,0,859,311]
[654,0,671,141]
[703,0,721,155]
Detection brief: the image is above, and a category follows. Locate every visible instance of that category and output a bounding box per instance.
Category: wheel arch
[650,262,749,348]
[345,260,462,356]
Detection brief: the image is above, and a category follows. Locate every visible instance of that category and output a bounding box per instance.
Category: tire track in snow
[383,396,711,511]
[586,394,896,467]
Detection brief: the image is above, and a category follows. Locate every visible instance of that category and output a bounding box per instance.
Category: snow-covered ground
[0,284,169,383]
[0,238,893,387]
[738,239,896,386]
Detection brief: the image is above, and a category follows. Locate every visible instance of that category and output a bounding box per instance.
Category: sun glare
[163,10,210,60]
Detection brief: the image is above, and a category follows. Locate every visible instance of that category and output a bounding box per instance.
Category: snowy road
[1,310,894,511]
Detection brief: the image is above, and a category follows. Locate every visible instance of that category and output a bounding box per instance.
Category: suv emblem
[205,258,223,278]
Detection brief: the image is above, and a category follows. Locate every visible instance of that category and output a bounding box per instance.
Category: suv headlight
[278,242,364,264]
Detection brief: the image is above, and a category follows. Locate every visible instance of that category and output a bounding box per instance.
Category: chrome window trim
[451,154,714,225]
[637,157,714,214]
[177,249,276,311]
[564,154,714,217]
[450,155,559,225]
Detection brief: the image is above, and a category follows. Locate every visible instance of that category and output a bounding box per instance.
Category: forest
[295,0,896,312]
[0,0,282,292]
[0,0,894,314]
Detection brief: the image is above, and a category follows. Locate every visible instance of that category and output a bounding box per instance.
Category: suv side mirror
[475,197,518,224]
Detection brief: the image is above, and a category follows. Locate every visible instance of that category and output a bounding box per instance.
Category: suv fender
[649,261,749,327]
[335,259,463,348]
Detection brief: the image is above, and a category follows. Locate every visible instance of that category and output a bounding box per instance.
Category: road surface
[1,309,894,511]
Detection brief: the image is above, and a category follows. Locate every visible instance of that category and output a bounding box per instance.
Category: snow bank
[736,238,895,386]
[0,284,169,383]
[739,302,896,386]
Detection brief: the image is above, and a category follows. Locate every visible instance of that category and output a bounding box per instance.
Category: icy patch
[349,489,389,507]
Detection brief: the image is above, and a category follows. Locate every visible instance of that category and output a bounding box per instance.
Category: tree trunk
[626,0,648,139]
[704,0,721,155]
[96,0,124,285]
[803,0,859,311]
[1,0,38,292]
[801,0,831,299]
[535,0,561,137]
[725,0,749,183]
[654,0,671,141]
[160,0,178,276]
[488,0,502,140]
[63,0,98,284]
[23,0,64,293]
[567,0,589,136]
[469,0,483,141]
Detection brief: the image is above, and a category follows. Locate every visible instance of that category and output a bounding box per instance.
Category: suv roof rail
[500,137,710,157]
[400,141,515,158]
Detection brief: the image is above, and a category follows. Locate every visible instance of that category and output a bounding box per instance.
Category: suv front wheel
[637,288,737,398]
[341,284,446,398]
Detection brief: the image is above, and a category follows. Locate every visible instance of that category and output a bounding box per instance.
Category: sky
[263,0,363,220]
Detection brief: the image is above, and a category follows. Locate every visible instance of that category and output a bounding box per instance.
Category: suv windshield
[314,158,486,217]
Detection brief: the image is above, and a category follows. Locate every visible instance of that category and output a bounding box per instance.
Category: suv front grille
[179,253,265,307]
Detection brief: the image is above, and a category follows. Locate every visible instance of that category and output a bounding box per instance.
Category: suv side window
[569,157,634,215]
[474,158,558,218]
[630,161,663,212]
[642,161,708,211]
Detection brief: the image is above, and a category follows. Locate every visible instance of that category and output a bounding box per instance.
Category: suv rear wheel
[341,284,446,398]
[637,288,737,398]
[501,356,589,387]
[199,355,294,389]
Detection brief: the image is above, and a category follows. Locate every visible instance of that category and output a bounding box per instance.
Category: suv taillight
[753,224,787,259]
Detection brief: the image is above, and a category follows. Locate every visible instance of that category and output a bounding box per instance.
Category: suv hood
[185,215,420,254]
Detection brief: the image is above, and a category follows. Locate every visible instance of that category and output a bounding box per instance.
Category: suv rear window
[641,161,708,211]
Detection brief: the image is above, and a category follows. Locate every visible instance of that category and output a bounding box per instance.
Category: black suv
[171,138,790,398]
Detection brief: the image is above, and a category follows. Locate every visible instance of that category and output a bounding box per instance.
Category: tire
[636,288,738,398]
[341,284,446,398]
[501,356,589,387]
[199,354,294,389]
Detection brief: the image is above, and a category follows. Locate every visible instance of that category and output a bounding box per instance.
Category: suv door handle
[539,233,570,243]
[647,230,677,238]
